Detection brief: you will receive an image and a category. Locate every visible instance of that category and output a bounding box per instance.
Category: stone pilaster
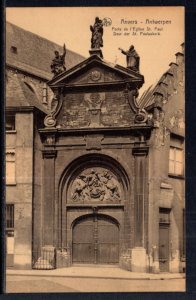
[132,145,148,247]
[42,149,57,246]
[131,144,148,272]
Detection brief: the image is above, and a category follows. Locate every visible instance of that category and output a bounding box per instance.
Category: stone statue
[119,45,140,72]
[51,44,66,76]
[90,17,103,49]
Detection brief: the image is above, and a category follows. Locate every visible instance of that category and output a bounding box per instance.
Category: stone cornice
[39,125,152,134]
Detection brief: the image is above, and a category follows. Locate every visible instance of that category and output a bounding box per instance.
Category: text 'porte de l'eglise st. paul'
[6,17,185,273]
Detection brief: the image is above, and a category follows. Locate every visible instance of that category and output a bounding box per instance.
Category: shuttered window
[6,204,14,229]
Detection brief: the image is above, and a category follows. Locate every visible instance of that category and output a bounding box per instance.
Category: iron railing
[32,247,56,270]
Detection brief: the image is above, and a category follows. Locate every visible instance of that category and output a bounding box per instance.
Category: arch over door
[72,214,119,264]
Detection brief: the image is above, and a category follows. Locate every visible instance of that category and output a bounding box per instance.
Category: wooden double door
[72,214,119,264]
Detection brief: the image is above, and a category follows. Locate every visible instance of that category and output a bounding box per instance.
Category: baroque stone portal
[70,168,121,203]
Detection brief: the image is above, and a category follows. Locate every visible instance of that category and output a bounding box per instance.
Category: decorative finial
[51,43,66,77]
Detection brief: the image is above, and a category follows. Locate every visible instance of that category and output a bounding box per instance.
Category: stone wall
[6,112,34,269]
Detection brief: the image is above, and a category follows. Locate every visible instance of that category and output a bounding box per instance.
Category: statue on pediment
[119,45,140,72]
[51,44,66,76]
[90,17,104,49]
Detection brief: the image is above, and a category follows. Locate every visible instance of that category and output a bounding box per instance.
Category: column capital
[42,149,57,159]
[132,144,149,156]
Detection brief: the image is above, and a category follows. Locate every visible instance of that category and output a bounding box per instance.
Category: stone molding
[42,149,57,159]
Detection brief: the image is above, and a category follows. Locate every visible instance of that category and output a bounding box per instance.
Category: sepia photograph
[5,6,185,293]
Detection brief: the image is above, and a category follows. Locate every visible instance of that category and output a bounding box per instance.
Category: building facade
[6,22,185,273]
[5,22,85,268]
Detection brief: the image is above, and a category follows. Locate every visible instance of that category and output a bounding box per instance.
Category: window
[6,204,14,229]
[6,149,16,185]
[169,147,184,176]
[6,113,15,131]
[10,46,17,54]
[6,204,14,265]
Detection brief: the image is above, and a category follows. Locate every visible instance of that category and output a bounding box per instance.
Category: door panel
[97,217,119,263]
[72,217,94,263]
[72,214,119,264]
[72,243,94,263]
[98,244,119,263]
[159,225,169,272]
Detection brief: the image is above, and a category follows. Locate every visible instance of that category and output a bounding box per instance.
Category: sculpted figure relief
[71,169,121,202]
[90,17,104,49]
[51,44,66,76]
[119,45,140,72]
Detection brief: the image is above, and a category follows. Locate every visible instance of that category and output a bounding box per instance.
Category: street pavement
[5,266,186,293]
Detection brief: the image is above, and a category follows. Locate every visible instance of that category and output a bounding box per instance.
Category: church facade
[6,22,185,273]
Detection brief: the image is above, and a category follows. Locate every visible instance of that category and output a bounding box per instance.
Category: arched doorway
[72,214,119,264]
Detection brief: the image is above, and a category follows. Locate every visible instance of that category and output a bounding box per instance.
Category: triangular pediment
[48,55,144,87]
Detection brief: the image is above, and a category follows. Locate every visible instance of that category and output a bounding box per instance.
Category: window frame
[6,204,14,230]
[6,149,16,185]
[169,145,184,178]
[6,113,16,132]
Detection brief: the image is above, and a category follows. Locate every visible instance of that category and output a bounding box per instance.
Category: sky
[6,6,184,96]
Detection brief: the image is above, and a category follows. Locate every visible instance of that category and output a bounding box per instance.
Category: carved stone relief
[69,168,121,203]
[90,70,102,81]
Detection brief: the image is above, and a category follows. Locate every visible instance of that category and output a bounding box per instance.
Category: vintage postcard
[5,6,185,293]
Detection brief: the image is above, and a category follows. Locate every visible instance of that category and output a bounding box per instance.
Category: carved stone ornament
[84,92,105,109]
[70,168,121,203]
[134,109,148,124]
[44,114,57,128]
[90,70,102,81]
[123,85,148,124]
[44,89,63,128]
[45,135,55,145]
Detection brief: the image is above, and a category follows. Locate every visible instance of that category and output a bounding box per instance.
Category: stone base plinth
[131,247,147,273]
[152,260,160,273]
[119,249,132,271]
[170,250,180,273]
[89,49,103,58]
[56,250,71,268]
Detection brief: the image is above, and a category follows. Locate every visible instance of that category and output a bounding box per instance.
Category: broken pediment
[48,55,144,87]
[44,54,148,130]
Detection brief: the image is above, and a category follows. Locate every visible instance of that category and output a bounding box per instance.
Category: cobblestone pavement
[6,275,185,293]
